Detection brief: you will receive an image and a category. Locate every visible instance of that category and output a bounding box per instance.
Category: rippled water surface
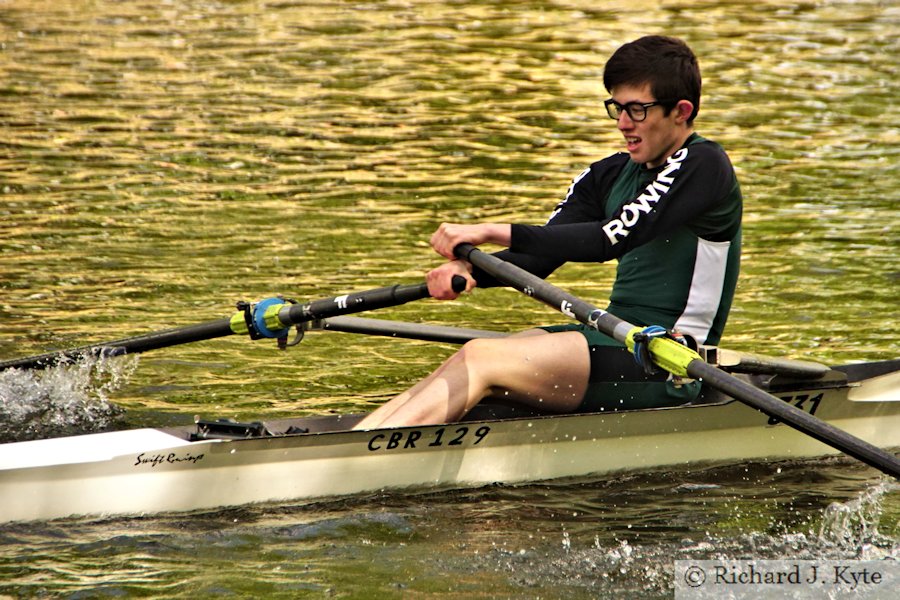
[0,0,898,597]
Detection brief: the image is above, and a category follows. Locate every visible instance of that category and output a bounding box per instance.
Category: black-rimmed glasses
[604,98,676,122]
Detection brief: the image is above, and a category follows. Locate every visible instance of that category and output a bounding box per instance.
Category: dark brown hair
[603,36,701,124]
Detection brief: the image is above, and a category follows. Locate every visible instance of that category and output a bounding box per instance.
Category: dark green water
[0,0,897,597]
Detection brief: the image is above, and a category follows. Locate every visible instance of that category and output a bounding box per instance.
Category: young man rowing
[354,35,742,429]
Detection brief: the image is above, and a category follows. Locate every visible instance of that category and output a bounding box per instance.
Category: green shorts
[540,323,701,412]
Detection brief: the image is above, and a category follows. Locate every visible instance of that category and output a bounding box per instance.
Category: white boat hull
[1,361,898,523]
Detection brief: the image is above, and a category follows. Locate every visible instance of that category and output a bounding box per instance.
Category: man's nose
[617,111,635,129]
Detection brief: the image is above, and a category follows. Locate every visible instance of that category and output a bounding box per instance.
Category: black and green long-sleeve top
[473,133,742,345]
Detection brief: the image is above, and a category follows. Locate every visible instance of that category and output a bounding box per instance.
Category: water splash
[667,481,900,569]
[0,355,136,442]
[816,481,899,560]
[464,480,898,597]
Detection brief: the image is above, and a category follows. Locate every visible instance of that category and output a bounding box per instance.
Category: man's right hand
[426,260,476,300]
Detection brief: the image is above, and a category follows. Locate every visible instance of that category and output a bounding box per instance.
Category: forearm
[511,222,612,262]
[430,223,512,259]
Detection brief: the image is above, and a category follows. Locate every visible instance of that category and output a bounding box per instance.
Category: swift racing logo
[602,147,689,245]
[134,451,205,468]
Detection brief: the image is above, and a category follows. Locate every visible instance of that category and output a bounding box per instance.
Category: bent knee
[458,337,510,361]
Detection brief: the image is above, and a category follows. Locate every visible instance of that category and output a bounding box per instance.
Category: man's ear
[675,100,694,123]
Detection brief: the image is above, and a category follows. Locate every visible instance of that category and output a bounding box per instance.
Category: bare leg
[353,329,590,429]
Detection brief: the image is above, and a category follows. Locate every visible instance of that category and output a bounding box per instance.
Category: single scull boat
[1,354,897,524]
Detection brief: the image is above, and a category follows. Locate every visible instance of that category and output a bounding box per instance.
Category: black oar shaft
[0,319,236,371]
[455,244,633,342]
[455,243,900,478]
[687,360,899,475]
[0,278,464,372]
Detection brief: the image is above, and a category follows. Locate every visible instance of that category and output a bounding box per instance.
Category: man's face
[608,82,691,168]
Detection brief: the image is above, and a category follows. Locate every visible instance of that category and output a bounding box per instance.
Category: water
[0,354,132,442]
[0,464,896,598]
[0,0,898,596]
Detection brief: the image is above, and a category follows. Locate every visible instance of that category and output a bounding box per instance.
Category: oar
[454,243,900,478]
[313,316,507,344]
[0,277,466,371]
[316,317,832,379]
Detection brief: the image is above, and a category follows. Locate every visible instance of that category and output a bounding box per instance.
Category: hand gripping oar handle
[454,243,900,478]
[0,276,466,371]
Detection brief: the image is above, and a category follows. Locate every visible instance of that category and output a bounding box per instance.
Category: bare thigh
[478,329,590,413]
